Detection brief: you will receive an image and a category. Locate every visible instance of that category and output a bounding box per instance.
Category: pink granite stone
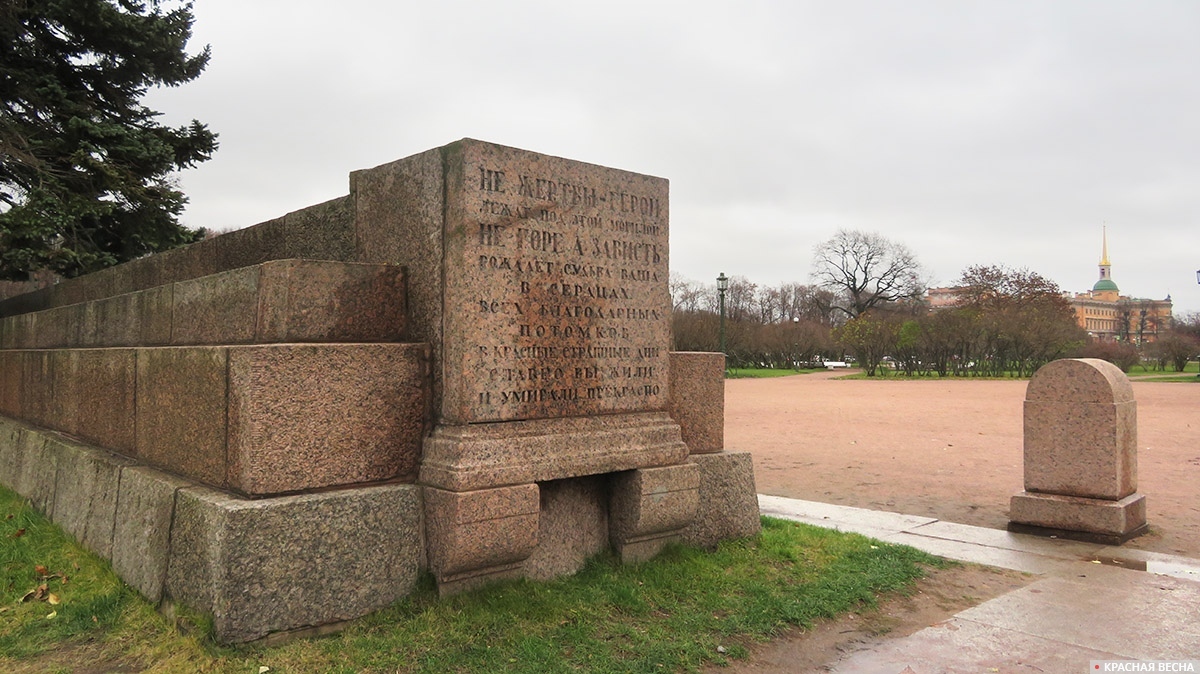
[683,452,761,548]
[1010,491,1146,537]
[420,411,688,492]
[610,463,699,562]
[668,351,725,454]
[135,347,229,488]
[1023,358,1137,499]
[523,475,610,581]
[225,343,429,496]
[73,349,137,455]
[424,483,539,593]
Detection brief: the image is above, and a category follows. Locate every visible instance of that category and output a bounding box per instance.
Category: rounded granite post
[1008,358,1148,544]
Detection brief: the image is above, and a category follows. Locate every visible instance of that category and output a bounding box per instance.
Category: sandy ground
[715,370,1198,672]
[727,370,1200,558]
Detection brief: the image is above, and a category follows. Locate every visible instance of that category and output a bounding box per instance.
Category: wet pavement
[759,495,1200,673]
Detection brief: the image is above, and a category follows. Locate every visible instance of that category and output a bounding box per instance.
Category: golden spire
[1100,225,1110,266]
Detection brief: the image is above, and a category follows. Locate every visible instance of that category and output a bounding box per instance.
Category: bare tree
[811,230,925,319]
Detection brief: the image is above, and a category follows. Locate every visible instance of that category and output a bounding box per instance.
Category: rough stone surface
[524,475,610,581]
[0,418,32,492]
[171,265,261,344]
[50,439,134,558]
[135,347,229,488]
[351,148,448,407]
[254,260,406,343]
[421,411,688,492]
[112,466,192,604]
[424,484,539,590]
[12,426,58,513]
[683,452,761,549]
[166,483,425,644]
[1009,491,1147,537]
[73,349,137,454]
[0,351,20,416]
[436,139,671,424]
[226,343,429,495]
[610,463,699,562]
[1024,359,1137,500]
[669,352,725,454]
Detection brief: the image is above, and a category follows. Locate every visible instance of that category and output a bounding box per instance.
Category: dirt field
[727,370,1200,558]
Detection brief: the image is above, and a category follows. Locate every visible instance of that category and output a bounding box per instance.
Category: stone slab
[50,438,135,558]
[436,139,671,423]
[423,483,539,587]
[225,343,429,495]
[135,347,229,488]
[73,349,137,454]
[1026,357,1135,403]
[420,411,689,492]
[351,147,446,402]
[253,260,406,343]
[668,351,725,454]
[1023,399,1137,499]
[166,483,424,644]
[0,351,22,417]
[11,425,58,513]
[111,466,193,604]
[524,475,610,581]
[610,463,699,562]
[1009,490,1147,540]
[682,452,760,549]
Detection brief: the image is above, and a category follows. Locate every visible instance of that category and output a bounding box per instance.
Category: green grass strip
[1,486,948,673]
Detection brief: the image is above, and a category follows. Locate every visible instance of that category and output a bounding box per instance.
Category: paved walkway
[759,495,1200,673]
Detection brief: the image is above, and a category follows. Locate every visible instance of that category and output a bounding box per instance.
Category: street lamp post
[717,272,729,362]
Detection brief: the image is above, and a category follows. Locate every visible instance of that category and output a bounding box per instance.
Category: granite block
[524,475,610,581]
[256,260,407,343]
[22,349,75,433]
[1026,357,1135,404]
[166,483,425,643]
[0,284,51,318]
[282,195,357,261]
[0,351,21,416]
[73,349,137,454]
[171,265,261,344]
[669,351,725,454]
[436,139,671,424]
[1010,491,1146,538]
[1024,400,1137,499]
[12,426,58,513]
[0,417,29,490]
[204,216,289,273]
[683,451,761,549]
[226,343,429,495]
[420,411,689,492]
[1,311,35,349]
[424,484,539,589]
[112,466,193,603]
[351,147,446,398]
[610,463,699,562]
[50,438,134,557]
[135,347,229,487]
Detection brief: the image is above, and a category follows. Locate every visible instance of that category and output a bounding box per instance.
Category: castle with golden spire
[1068,227,1172,343]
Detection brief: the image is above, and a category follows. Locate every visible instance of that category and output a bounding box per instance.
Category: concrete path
[759,495,1200,673]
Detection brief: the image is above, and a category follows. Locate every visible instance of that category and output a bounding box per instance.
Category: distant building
[1067,228,1172,344]
[922,228,1172,344]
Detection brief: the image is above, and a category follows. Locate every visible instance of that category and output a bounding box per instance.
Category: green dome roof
[1093,278,1119,292]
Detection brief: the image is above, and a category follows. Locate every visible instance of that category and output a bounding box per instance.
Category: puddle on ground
[1087,555,1200,581]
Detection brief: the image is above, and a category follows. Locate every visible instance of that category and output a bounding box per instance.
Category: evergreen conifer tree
[0,0,217,280]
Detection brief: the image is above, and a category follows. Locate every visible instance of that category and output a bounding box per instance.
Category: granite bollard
[1009,358,1148,543]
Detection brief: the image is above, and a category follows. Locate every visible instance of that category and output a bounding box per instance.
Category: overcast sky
[146,0,1200,315]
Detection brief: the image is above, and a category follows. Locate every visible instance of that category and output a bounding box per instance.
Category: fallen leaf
[20,589,37,603]
[47,594,59,605]
[45,611,56,620]
[259,667,270,674]
[35,565,48,576]
[60,576,68,585]
[5,513,12,520]
[11,528,24,538]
